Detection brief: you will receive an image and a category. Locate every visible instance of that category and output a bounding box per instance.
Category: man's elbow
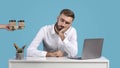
[26,48,33,57]
[68,50,78,57]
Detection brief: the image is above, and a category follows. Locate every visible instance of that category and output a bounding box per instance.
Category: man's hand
[46,50,64,57]
[54,50,64,57]
[54,25,68,41]
[0,24,13,31]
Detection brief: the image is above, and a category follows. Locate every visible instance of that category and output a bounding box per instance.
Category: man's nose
[61,22,65,26]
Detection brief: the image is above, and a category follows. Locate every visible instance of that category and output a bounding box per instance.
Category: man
[27,9,78,57]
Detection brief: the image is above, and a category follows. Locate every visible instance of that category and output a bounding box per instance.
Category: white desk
[9,57,109,68]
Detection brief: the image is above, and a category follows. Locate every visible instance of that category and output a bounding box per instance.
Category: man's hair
[60,9,75,20]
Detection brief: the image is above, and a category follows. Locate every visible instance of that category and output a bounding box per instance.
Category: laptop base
[67,56,82,60]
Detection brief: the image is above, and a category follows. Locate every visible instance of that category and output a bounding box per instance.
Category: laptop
[68,38,104,60]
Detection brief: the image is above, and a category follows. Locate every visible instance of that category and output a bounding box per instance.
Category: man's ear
[57,16,60,20]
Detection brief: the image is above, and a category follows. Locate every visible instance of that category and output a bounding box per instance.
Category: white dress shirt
[27,24,78,57]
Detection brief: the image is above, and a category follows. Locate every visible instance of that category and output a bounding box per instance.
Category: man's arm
[55,25,78,57]
[0,24,6,29]
[0,24,15,31]
[27,26,47,57]
[0,24,10,30]
[61,28,78,57]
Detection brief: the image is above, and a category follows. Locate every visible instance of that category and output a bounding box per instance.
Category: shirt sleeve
[61,28,78,57]
[27,26,47,57]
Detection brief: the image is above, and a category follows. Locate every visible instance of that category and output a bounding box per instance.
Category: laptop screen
[81,38,104,59]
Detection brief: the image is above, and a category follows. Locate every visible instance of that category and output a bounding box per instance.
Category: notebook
[68,38,104,60]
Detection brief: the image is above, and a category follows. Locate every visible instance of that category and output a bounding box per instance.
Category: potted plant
[13,43,26,60]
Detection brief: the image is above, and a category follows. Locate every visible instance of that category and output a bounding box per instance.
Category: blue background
[0,0,119,68]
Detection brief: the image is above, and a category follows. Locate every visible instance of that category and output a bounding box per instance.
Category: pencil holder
[13,43,26,60]
[16,53,24,60]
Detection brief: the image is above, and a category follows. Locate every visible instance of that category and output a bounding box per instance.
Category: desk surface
[9,57,109,63]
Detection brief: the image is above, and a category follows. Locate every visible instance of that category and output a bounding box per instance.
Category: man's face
[56,14,73,31]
